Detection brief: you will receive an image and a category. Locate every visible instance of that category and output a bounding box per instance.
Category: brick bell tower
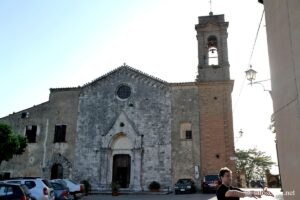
[195,12,236,182]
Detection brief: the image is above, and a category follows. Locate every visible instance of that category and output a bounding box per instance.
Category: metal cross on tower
[209,0,213,15]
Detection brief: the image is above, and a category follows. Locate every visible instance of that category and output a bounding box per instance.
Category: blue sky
[1,1,146,96]
[0,0,277,172]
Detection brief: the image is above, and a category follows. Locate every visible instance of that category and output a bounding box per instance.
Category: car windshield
[205,175,219,181]
[20,185,30,194]
[42,179,51,187]
[50,182,63,190]
[177,179,192,184]
[66,179,77,185]
[7,181,21,184]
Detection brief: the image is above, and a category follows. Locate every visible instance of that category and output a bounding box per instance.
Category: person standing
[216,167,274,199]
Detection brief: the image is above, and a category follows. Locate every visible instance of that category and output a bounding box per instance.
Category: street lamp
[245,65,257,85]
[245,65,271,96]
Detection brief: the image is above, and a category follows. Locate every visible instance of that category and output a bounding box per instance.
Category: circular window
[116,85,131,99]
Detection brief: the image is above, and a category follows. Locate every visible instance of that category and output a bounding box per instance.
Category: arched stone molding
[102,111,142,149]
[43,153,72,179]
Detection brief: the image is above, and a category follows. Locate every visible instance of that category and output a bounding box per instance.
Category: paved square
[81,188,283,200]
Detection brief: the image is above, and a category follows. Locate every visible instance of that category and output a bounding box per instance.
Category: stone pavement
[80,188,283,200]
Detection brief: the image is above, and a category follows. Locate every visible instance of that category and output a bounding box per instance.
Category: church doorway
[51,163,63,179]
[112,154,131,188]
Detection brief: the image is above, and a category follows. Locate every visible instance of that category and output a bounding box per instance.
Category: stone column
[99,148,111,190]
[132,148,142,191]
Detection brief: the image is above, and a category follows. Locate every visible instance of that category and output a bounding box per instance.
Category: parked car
[250,180,266,188]
[0,183,31,200]
[1,178,55,200]
[174,178,196,194]
[51,179,83,196]
[201,174,221,193]
[49,181,70,200]
[20,184,34,200]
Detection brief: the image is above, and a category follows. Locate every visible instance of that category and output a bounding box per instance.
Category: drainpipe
[140,134,144,191]
[42,119,49,175]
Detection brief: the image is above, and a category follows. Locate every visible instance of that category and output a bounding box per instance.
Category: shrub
[110,181,120,192]
[80,180,90,195]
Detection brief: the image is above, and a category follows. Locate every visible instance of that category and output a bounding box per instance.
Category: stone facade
[0,13,235,191]
[170,83,200,183]
[73,67,172,191]
[0,88,80,178]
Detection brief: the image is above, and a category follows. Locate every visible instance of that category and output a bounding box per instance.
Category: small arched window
[207,35,219,66]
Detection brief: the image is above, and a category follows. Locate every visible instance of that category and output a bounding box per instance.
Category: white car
[1,178,55,200]
[51,179,84,195]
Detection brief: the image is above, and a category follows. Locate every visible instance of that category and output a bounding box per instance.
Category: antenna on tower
[209,0,213,16]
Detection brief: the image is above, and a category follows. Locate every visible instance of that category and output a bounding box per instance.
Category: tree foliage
[0,123,27,165]
[268,114,276,134]
[235,148,275,185]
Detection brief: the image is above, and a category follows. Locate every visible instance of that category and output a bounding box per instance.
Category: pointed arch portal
[100,111,142,191]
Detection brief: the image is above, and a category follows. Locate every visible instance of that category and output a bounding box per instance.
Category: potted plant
[148,181,160,192]
[80,180,90,196]
[110,181,120,196]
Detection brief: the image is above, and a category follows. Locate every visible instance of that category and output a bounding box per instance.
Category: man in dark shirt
[216,167,274,199]
[217,184,244,200]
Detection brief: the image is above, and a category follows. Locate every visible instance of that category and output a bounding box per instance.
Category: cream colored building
[259,0,300,199]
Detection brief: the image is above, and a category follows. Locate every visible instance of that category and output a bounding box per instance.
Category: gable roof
[82,63,168,88]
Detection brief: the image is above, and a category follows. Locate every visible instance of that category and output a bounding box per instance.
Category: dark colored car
[250,180,265,188]
[49,181,70,200]
[0,183,31,200]
[174,179,196,194]
[201,174,221,193]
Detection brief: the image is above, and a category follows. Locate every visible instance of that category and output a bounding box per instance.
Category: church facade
[0,13,236,191]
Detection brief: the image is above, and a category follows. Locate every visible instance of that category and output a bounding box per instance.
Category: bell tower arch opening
[207,35,219,66]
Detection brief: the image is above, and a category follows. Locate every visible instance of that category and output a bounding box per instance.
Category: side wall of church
[0,102,50,177]
[0,89,80,179]
[170,83,201,188]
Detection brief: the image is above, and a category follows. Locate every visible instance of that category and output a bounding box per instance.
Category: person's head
[219,167,232,186]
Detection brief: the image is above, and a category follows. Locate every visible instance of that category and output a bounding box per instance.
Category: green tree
[0,123,27,165]
[268,114,276,134]
[235,148,275,186]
